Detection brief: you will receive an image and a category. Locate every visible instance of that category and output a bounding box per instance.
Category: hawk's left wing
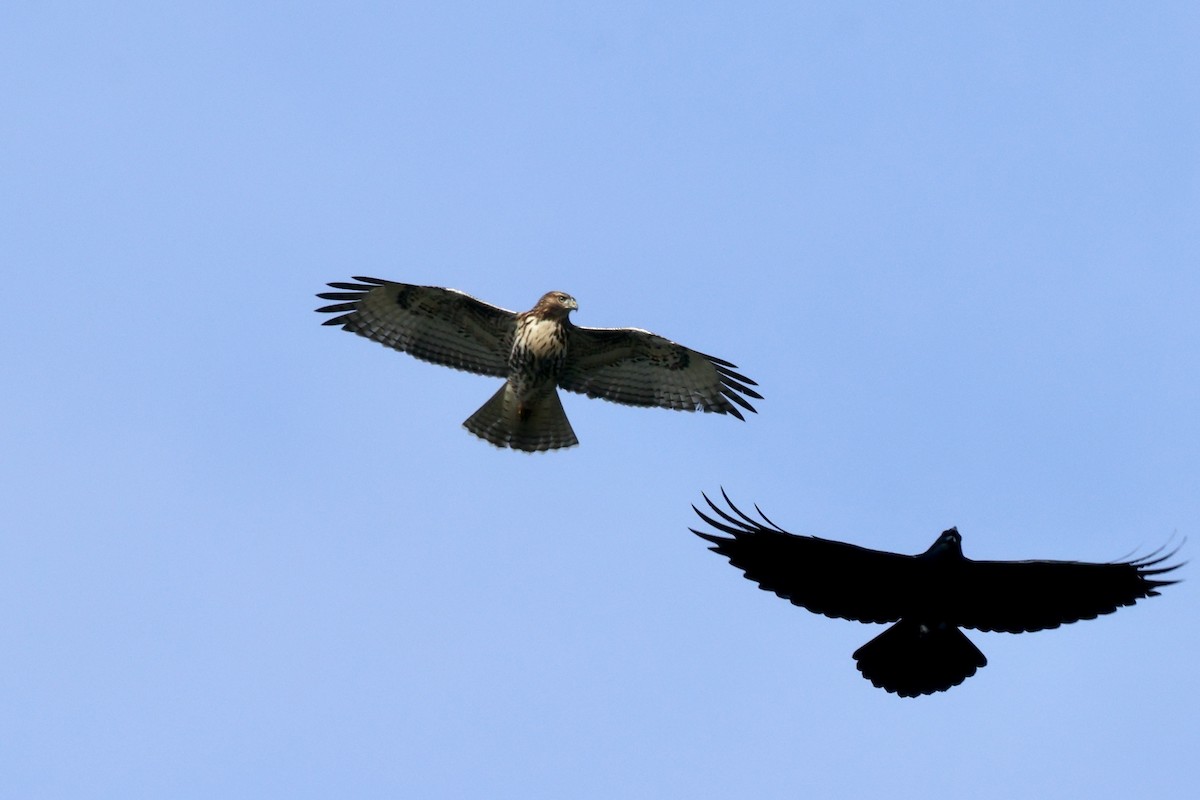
[316,277,517,377]
[558,326,760,418]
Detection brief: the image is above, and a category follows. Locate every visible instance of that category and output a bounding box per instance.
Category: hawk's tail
[852,619,987,698]
[463,383,579,453]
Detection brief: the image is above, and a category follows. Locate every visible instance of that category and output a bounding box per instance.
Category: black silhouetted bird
[691,491,1182,697]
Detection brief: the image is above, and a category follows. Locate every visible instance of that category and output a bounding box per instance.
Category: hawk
[691,491,1181,697]
[315,277,761,451]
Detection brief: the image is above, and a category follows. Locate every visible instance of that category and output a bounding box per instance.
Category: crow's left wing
[692,492,918,624]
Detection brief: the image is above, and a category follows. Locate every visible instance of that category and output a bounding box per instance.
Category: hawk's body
[465,293,577,451]
[316,278,760,451]
[692,492,1181,697]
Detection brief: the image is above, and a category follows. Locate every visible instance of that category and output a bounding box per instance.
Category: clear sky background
[3,2,1197,798]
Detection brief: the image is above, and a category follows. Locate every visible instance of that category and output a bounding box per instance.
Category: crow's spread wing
[691,492,917,624]
[559,327,760,418]
[316,277,518,376]
[952,550,1182,633]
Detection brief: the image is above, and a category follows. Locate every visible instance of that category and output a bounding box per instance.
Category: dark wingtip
[701,354,762,416]
[714,363,760,388]
[719,488,758,526]
[750,503,789,534]
[316,278,375,317]
[316,291,366,301]
[690,527,729,547]
[315,302,359,315]
[717,370,763,397]
[720,387,758,415]
[691,499,732,535]
[689,489,786,540]
[1131,537,1186,577]
[712,365,760,418]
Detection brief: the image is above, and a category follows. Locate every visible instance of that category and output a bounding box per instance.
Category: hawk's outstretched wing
[316,277,518,376]
[559,327,761,418]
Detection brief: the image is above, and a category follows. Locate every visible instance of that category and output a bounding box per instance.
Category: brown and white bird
[691,491,1182,697]
[316,277,761,451]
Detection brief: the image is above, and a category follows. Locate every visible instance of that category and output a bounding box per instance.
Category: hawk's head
[533,291,579,320]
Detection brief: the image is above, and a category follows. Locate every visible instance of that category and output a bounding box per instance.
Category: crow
[691,491,1182,697]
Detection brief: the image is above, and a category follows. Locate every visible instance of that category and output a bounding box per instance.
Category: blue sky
[3,2,1197,797]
